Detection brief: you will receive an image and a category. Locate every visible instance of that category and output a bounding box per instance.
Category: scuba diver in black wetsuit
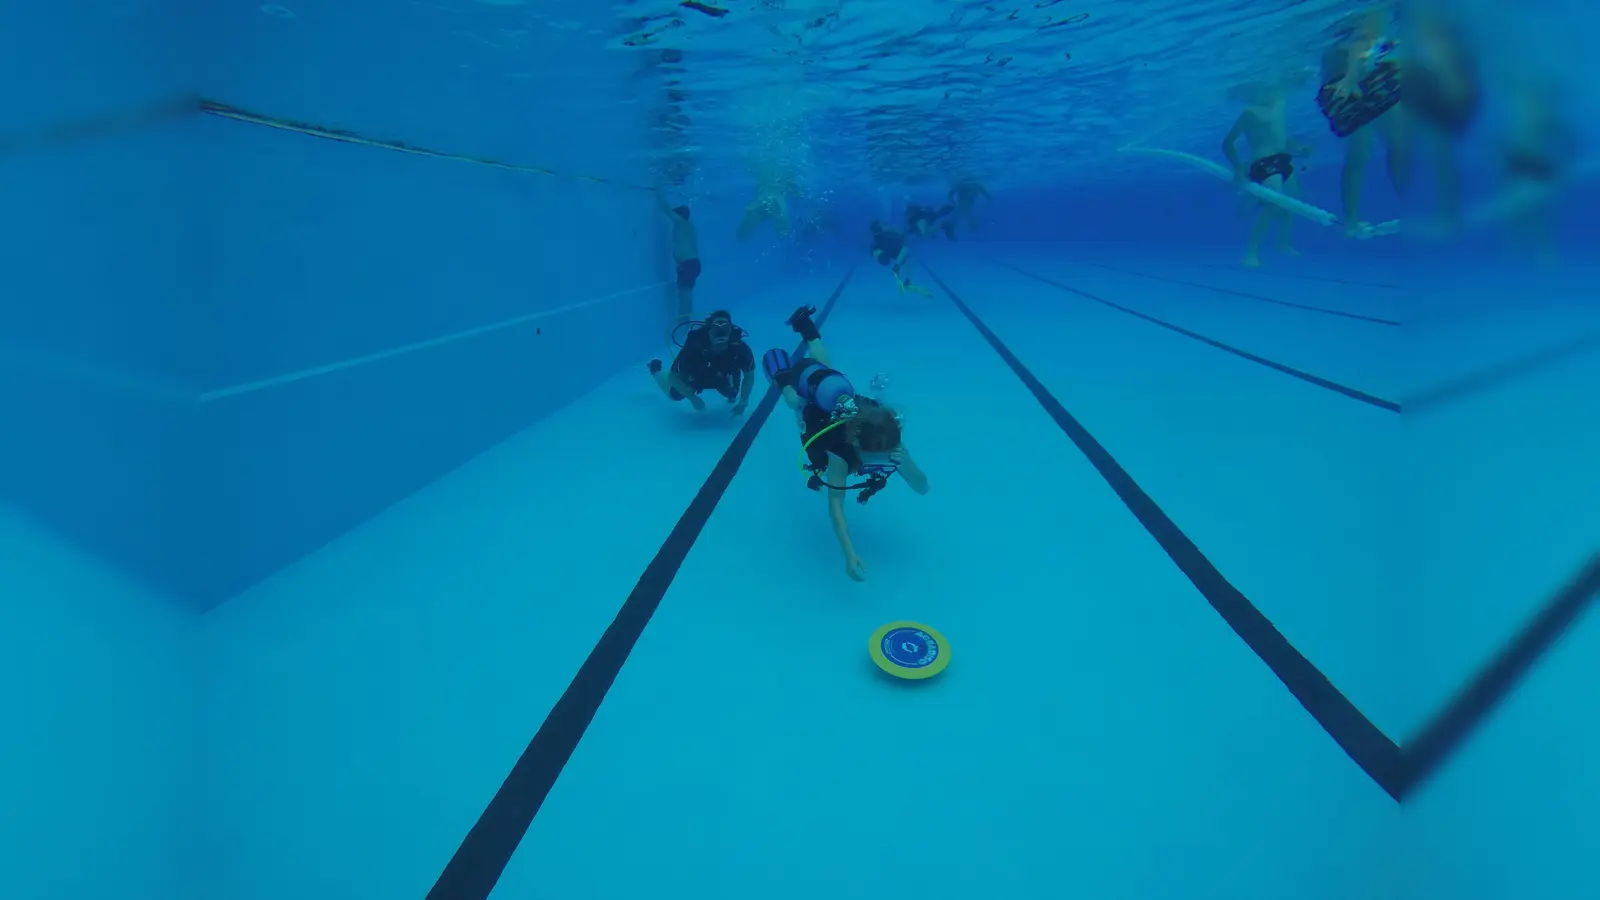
[905,202,957,239]
[648,310,755,415]
[760,306,929,582]
[869,222,929,294]
[870,221,909,272]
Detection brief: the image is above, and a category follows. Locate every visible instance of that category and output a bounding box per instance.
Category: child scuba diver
[761,306,929,582]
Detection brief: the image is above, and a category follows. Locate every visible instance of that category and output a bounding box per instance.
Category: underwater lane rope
[197,99,654,191]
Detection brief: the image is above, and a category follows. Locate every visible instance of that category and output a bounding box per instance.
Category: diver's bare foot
[1243,252,1263,268]
[1279,246,1301,257]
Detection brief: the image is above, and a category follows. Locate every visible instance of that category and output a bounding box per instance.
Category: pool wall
[4,2,664,898]
[2,2,670,613]
[1,6,201,900]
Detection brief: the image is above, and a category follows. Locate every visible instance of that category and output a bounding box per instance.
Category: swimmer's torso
[672,219,699,260]
[1240,101,1290,158]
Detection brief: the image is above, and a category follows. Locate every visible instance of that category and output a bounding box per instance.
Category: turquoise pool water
[4,1,1597,898]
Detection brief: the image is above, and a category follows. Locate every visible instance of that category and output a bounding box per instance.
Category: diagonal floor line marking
[997,261,1402,413]
[925,264,1406,800]
[1399,329,1600,414]
[423,268,856,900]
[932,264,1600,802]
[1041,257,1402,326]
[1396,553,1600,797]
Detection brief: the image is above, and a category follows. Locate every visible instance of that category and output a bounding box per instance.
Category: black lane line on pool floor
[999,262,1402,413]
[425,268,855,900]
[1181,260,1405,292]
[933,266,1600,801]
[923,265,1407,801]
[1047,257,1402,326]
[1042,239,1407,291]
[1400,328,1600,414]
[1398,553,1600,797]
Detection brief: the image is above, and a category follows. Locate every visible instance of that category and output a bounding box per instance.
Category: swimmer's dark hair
[674,205,691,219]
[848,398,902,453]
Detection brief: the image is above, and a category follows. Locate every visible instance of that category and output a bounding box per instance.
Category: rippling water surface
[347,0,1586,196]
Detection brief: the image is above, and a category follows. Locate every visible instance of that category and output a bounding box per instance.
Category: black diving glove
[787,305,821,343]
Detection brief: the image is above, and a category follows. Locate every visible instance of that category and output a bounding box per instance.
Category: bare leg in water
[1243,174,1303,266]
[651,365,705,410]
[736,180,794,239]
[1340,108,1409,235]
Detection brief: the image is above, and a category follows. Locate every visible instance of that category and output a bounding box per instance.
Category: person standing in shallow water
[656,192,700,321]
[1316,10,1407,237]
[947,180,991,235]
[1403,3,1483,233]
[1498,81,1578,265]
[1222,80,1312,268]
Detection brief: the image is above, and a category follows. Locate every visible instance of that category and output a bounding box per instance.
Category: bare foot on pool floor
[1243,252,1263,268]
[1279,245,1301,257]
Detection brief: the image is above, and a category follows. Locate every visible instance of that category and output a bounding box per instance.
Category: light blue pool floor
[208,247,1598,900]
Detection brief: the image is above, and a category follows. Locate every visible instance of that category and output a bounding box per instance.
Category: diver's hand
[731,401,748,417]
[845,553,867,582]
[888,449,918,475]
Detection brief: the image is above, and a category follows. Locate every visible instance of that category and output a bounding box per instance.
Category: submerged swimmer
[905,202,956,238]
[648,310,754,414]
[869,221,927,294]
[762,305,929,582]
[736,176,795,239]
